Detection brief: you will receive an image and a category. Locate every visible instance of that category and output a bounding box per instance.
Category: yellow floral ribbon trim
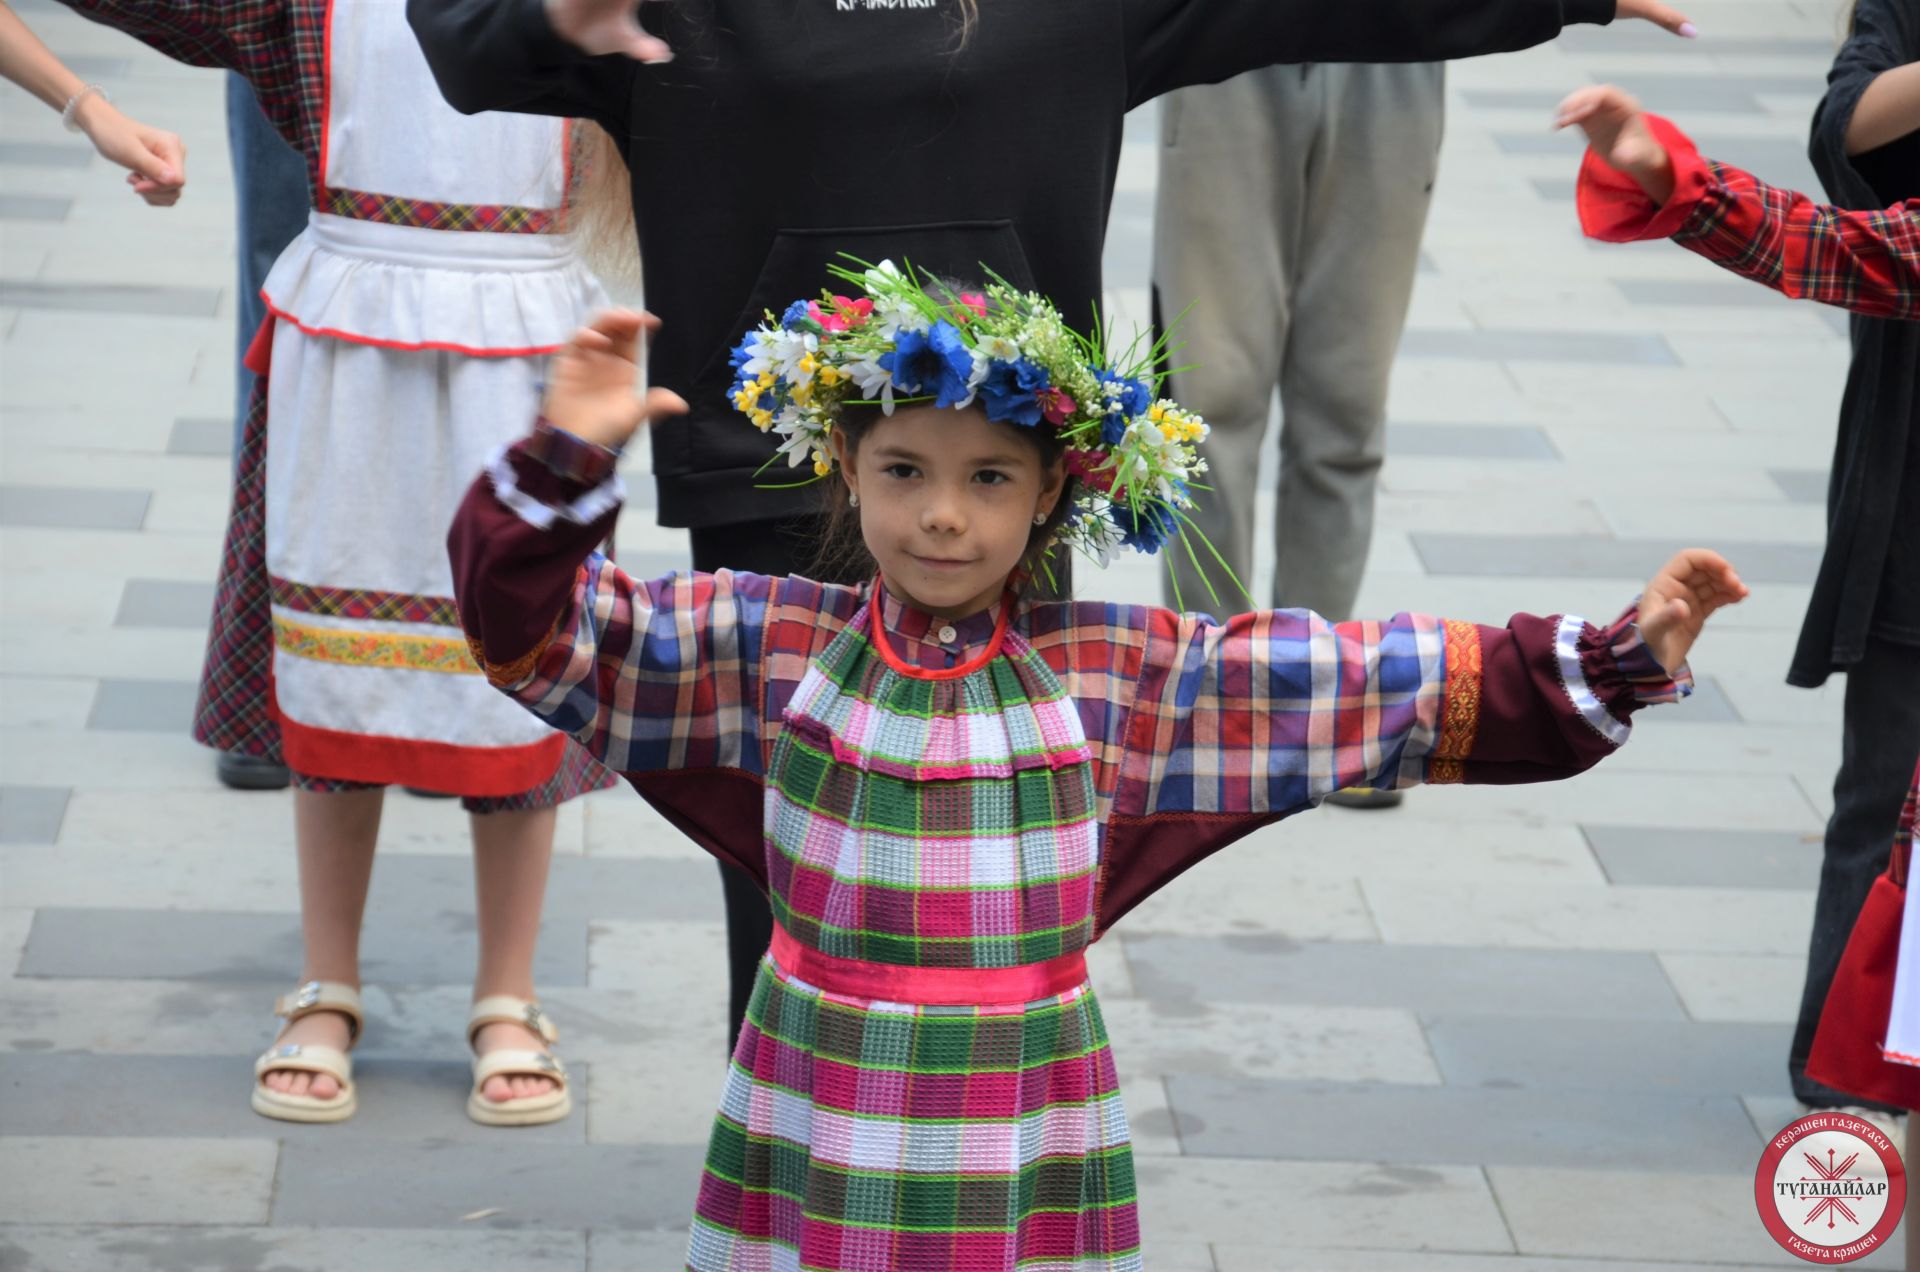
[1428,619,1483,785]
[273,615,480,676]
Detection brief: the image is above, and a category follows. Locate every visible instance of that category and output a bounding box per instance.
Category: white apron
[259,0,608,796]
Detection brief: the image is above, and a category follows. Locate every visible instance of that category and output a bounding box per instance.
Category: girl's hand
[1638,549,1748,674]
[544,0,673,62]
[74,97,185,207]
[1614,0,1698,38]
[543,309,686,451]
[1555,84,1677,204]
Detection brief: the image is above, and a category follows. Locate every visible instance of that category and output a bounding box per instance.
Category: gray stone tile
[1554,27,1835,57]
[1418,250,1437,275]
[1124,935,1686,1020]
[1822,307,1853,338]
[53,55,133,78]
[0,1052,587,1145]
[0,483,149,530]
[86,678,196,732]
[1167,1075,1763,1171]
[271,1140,703,1229]
[114,578,215,629]
[1615,278,1794,309]
[0,785,69,843]
[1468,75,1816,114]
[1492,131,1584,155]
[0,142,91,168]
[1665,675,1742,723]
[1770,467,1828,504]
[0,1225,590,1272]
[0,1135,278,1224]
[1584,825,1822,890]
[1528,177,1577,203]
[1398,328,1680,366]
[0,281,222,317]
[1387,423,1559,461]
[1420,1015,1792,1097]
[0,194,71,221]
[166,416,235,457]
[17,906,590,987]
[590,1230,694,1269]
[1409,532,1821,584]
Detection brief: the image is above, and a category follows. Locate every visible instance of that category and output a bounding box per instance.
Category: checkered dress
[449,424,1697,1270]
[690,603,1134,1268]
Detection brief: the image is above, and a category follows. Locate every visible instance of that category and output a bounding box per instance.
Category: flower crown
[727,257,1214,567]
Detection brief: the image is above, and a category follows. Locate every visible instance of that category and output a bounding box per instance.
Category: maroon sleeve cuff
[1577,113,1719,243]
[1579,605,1695,723]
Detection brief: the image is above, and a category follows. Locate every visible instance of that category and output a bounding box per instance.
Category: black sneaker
[216,751,290,791]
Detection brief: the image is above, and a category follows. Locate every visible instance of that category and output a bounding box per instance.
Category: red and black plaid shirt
[1578,113,1920,320]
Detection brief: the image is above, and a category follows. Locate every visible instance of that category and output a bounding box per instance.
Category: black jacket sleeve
[1810,0,1920,209]
[1123,0,1614,108]
[405,0,634,139]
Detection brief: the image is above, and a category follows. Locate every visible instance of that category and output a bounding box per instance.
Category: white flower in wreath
[845,357,899,415]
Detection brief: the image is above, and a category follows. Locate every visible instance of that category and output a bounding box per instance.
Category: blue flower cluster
[1092,370,1153,446]
[878,321,976,410]
[976,357,1053,428]
[1110,493,1180,555]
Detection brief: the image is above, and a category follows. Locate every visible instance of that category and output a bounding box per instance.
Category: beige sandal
[250,980,363,1124]
[466,996,572,1127]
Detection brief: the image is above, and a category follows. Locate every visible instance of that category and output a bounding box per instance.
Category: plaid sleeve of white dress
[57,0,321,157]
[1109,602,1693,817]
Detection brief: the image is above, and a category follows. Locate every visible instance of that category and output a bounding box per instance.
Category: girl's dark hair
[812,402,1079,597]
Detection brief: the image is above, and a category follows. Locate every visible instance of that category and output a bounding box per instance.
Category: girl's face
[837,406,1066,620]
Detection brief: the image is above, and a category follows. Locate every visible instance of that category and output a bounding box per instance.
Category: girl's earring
[1033,511,1047,526]
[849,492,860,509]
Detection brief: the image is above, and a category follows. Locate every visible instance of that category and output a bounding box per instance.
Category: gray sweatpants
[1153,63,1446,621]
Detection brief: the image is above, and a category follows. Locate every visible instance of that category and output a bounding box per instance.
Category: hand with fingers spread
[542,308,688,451]
[544,0,673,62]
[1638,549,1749,674]
[1555,84,1676,204]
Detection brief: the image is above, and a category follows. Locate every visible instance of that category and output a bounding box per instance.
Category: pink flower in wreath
[809,296,874,332]
[1039,388,1078,427]
[956,293,988,322]
[1065,447,1115,493]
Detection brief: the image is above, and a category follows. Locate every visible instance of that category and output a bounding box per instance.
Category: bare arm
[0,0,184,204]
[1847,62,1920,156]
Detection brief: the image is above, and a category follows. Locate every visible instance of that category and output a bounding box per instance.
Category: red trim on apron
[768,922,1088,1007]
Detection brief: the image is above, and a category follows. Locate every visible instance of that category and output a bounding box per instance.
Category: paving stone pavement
[0,1,1898,1268]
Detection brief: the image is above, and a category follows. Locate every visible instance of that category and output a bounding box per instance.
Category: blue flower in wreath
[780,300,815,331]
[978,357,1053,427]
[1110,497,1179,555]
[1092,369,1153,446]
[729,337,756,373]
[880,320,976,409]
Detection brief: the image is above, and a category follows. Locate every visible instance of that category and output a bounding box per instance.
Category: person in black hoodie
[1788,0,1920,1121]
[408,0,1697,1046]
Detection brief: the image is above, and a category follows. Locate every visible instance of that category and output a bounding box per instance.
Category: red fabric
[625,768,768,887]
[1576,113,1715,243]
[768,923,1088,1006]
[1577,113,1920,320]
[1807,865,1920,1111]
[277,711,566,797]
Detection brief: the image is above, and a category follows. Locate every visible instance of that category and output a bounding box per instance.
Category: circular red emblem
[1756,1112,1906,1263]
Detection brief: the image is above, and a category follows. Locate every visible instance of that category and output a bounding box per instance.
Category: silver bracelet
[60,83,109,132]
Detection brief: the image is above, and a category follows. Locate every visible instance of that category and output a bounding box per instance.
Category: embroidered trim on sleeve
[1428,619,1483,785]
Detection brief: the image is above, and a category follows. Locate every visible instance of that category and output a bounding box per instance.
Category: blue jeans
[225,73,309,449]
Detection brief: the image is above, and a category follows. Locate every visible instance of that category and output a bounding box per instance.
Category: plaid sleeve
[1112,602,1694,815]
[58,0,317,156]
[1577,113,1920,320]
[448,421,771,777]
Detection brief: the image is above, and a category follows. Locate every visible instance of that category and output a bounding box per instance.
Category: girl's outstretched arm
[1112,551,1746,819]
[448,312,772,777]
[406,0,636,140]
[1563,86,1920,320]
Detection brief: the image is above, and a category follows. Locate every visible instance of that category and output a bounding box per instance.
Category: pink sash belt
[768,924,1089,1006]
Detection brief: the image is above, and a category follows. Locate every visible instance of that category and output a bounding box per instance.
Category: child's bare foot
[471,1019,562,1104]
[259,1007,356,1100]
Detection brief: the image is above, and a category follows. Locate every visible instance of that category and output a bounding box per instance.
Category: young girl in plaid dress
[451,267,1748,1271]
